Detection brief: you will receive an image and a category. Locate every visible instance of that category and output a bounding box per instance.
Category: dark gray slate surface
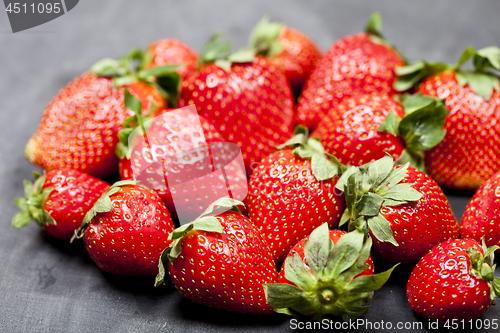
[1,1,499,332]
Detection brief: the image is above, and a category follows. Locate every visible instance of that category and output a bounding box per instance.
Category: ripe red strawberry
[144,38,198,80]
[12,169,110,240]
[336,154,459,264]
[460,171,500,249]
[264,223,396,321]
[312,93,449,169]
[25,74,166,178]
[295,12,404,129]
[155,198,278,314]
[407,238,500,322]
[115,91,248,223]
[395,46,500,190]
[73,180,175,277]
[248,126,345,263]
[248,16,321,93]
[178,34,295,173]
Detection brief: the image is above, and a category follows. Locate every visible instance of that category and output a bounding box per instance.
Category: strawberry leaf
[455,46,476,70]
[263,283,307,310]
[378,111,400,136]
[12,211,32,228]
[379,163,409,189]
[356,193,384,217]
[283,252,317,290]
[335,166,359,192]
[12,173,56,229]
[337,237,372,284]
[400,93,438,116]
[367,154,393,187]
[398,97,449,151]
[367,215,398,246]
[365,12,382,37]
[393,61,450,92]
[303,223,334,280]
[456,71,499,101]
[199,33,232,67]
[492,277,500,298]
[475,46,500,71]
[276,126,308,149]
[326,229,365,280]
[197,197,245,220]
[311,154,338,181]
[91,58,124,77]
[249,15,285,57]
[344,263,399,293]
[155,247,170,287]
[380,183,423,202]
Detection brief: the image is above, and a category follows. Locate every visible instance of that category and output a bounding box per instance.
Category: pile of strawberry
[12,12,500,324]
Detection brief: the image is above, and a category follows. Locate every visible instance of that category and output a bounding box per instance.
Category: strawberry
[264,223,396,321]
[295,12,405,129]
[25,48,181,178]
[335,154,459,264]
[115,91,247,224]
[248,126,345,263]
[72,180,175,277]
[248,16,321,93]
[144,38,198,80]
[12,169,110,240]
[155,198,278,314]
[395,46,500,190]
[178,34,295,173]
[312,93,449,170]
[460,171,500,249]
[407,238,500,322]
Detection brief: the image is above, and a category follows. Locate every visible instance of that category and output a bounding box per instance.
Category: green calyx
[394,46,500,100]
[154,197,245,287]
[91,47,181,107]
[12,171,55,229]
[264,223,398,321]
[364,12,407,64]
[70,179,136,242]
[198,33,256,72]
[466,238,500,304]
[115,89,155,160]
[334,154,423,246]
[378,93,450,172]
[248,15,285,58]
[276,125,345,181]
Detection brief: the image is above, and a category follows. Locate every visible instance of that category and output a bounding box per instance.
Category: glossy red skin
[168,210,278,314]
[460,171,500,249]
[270,26,321,93]
[145,38,198,80]
[178,56,295,173]
[117,110,246,222]
[312,94,406,166]
[372,166,459,264]
[26,73,166,178]
[407,239,492,322]
[248,149,346,263]
[418,71,500,190]
[296,33,404,129]
[83,185,175,277]
[41,169,110,239]
[279,230,374,284]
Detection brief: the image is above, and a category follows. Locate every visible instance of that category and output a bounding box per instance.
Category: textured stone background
[0,1,499,332]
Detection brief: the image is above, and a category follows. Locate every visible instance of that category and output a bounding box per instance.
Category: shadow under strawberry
[175,296,289,328]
